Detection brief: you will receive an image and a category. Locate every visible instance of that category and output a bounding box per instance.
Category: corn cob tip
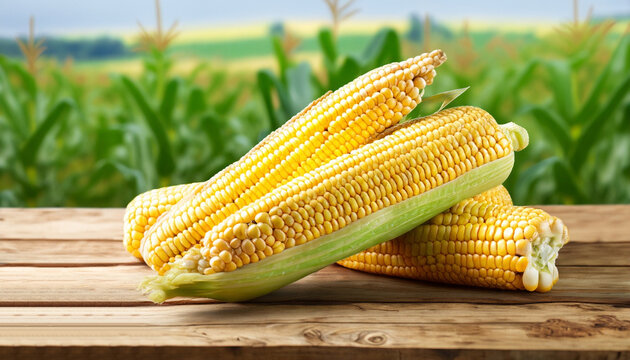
[521,218,569,292]
[499,122,529,152]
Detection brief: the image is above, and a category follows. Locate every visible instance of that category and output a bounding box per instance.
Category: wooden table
[0,206,629,359]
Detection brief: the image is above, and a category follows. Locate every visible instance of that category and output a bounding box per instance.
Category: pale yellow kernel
[230,238,242,249]
[270,215,284,228]
[241,239,256,255]
[225,262,237,272]
[234,223,248,240]
[516,257,529,272]
[255,212,271,225]
[247,224,261,238]
[524,225,537,239]
[258,223,273,236]
[497,240,507,256]
[210,257,225,271]
[253,238,266,251]
[219,250,232,263]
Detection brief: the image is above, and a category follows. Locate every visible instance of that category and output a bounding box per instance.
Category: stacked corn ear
[124,50,448,273]
[338,185,569,292]
[123,51,532,302]
[136,105,527,302]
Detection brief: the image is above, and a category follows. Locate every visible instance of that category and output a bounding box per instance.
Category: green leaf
[317,28,337,64]
[272,35,291,81]
[509,59,540,95]
[285,62,314,115]
[545,60,574,122]
[186,62,208,84]
[19,98,73,166]
[0,63,28,138]
[550,157,587,203]
[206,71,227,96]
[186,87,206,118]
[10,62,37,101]
[361,28,402,68]
[575,35,629,124]
[516,156,587,204]
[257,69,292,129]
[215,84,243,115]
[200,111,226,154]
[0,189,20,207]
[571,72,630,172]
[94,126,125,160]
[329,56,361,91]
[159,78,180,126]
[84,159,147,196]
[522,105,572,155]
[405,87,469,120]
[511,158,550,203]
[119,75,175,177]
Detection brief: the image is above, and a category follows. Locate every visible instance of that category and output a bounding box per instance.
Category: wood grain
[1,206,629,242]
[2,238,627,267]
[0,208,123,241]
[1,264,628,306]
[0,206,629,359]
[1,304,629,353]
[538,205,630,242]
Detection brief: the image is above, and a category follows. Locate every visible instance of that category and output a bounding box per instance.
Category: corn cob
[338,185,569,292]
[123,183,201,258]
[132,50,448,273]
[140,106,529,302]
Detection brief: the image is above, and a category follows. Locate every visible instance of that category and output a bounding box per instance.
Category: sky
[1,0,629,37]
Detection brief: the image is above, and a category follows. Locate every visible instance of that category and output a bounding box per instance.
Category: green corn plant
[0,56,75,206]
[112,0,264,195]
[507,23,630,204]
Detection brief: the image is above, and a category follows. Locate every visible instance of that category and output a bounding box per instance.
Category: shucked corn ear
[124,50,448,271]
[139,105,529,302]
[338,185,569,292]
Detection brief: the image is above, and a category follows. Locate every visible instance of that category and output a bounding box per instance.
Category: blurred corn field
[1,1,629,207]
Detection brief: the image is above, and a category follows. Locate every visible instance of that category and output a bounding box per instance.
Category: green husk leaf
[405,87,469,120]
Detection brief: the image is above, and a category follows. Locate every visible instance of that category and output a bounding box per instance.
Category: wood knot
[527,319,600,338]
[355,331,388,346]
[302,327,325,344]
[527,315,630,339]
[592,315,630,331]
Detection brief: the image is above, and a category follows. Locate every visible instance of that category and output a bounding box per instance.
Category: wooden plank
[0,239,141,266]
[538,205,630,242]
[556,242,629,266]
[1,264,628,306]
[1,206,629,243]
[1,237,627,267]
[8,239,630,267]
[0,206,628,358]
[0,304,628,353]
[0,302,624,327]
[0,208,124,241]
[556,242,630,266]
[2,347,627,360]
